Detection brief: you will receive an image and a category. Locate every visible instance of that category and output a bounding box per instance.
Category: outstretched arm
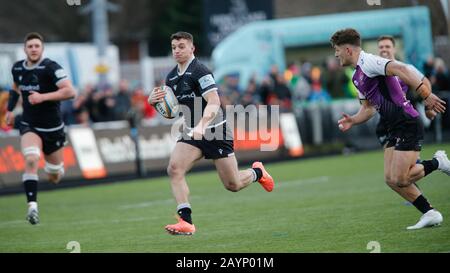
[385,61,446,113]
[420,77,438,120]
[338,100,376,132]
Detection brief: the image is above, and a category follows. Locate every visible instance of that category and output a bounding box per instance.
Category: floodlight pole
[80,0,120,88]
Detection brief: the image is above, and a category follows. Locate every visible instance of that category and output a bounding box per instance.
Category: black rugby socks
[412,195,433,214]
[420,158,439,176]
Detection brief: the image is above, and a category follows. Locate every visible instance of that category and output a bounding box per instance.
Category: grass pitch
[0,144,449,253]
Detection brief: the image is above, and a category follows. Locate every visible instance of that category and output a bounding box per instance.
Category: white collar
[356,50,366,67]
[177,55,195,76]
[23,57,45,70]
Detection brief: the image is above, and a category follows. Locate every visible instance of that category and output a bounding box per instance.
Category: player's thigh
[213,155,239,184]
[21,132,43,150]
[168,142,203,175]
[391,150,419,180]
[383,147,395,181]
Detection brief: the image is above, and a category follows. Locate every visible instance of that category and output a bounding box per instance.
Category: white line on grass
[0,220,26,228]
[276,176,330,189]
[118,196,200,210]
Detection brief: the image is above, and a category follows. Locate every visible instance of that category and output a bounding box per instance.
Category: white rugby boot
[434,150,450,176]
[407,209,443,230]
[26,202,40,225]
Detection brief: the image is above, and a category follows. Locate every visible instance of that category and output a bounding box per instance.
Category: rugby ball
[152,85,179,119]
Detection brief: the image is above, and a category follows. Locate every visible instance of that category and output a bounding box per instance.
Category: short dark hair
[377,35,396,47]
[170,31,194,43]
[330,28,361,47]
[24,32,44,44]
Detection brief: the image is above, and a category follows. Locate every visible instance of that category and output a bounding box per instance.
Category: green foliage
[149,0,204,56]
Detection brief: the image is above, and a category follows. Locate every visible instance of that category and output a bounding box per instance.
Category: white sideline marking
[118,196,200,210]
[0,216,165,228]
[0,220,24,228]
[276,176,330,188]
[119,199,174,210]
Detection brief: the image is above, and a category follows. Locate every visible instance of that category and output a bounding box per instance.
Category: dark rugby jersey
[352,51,419,128]
[11,58,68,129]
[165,57,225,128]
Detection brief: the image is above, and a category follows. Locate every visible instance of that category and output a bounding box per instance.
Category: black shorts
[178,123,235,160]
[385,118,424,152]
[375,118,389,146]
[19,122,66,155]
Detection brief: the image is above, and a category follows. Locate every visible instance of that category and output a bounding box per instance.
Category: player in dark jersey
[148,32,274,235]
[375,35,436,147]
[330,28,449,230]
[5,32,76,225]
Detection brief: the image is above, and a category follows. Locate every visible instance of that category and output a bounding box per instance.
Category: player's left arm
[420,77,438,119]
[28,62,76,105]
[199,89,221,126]
[28,79,76,105]
[414,76,437,120]
[385,62,446,113]
[191,89,220,139]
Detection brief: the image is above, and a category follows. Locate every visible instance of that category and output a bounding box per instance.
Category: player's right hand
[147,87,166,105]
[424,93,446,114]
[5,111,14,126]
[338,113,353,132]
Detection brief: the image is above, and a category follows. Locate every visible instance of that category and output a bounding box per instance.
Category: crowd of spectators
[218,57,361,113]
[218,55,450,114]
[61,79,158,126]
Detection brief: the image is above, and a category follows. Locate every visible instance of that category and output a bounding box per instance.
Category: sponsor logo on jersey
[19,84,40,91]
[177,92,196,100]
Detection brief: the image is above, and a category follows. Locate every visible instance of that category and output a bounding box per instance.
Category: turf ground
[0,144,449,253]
